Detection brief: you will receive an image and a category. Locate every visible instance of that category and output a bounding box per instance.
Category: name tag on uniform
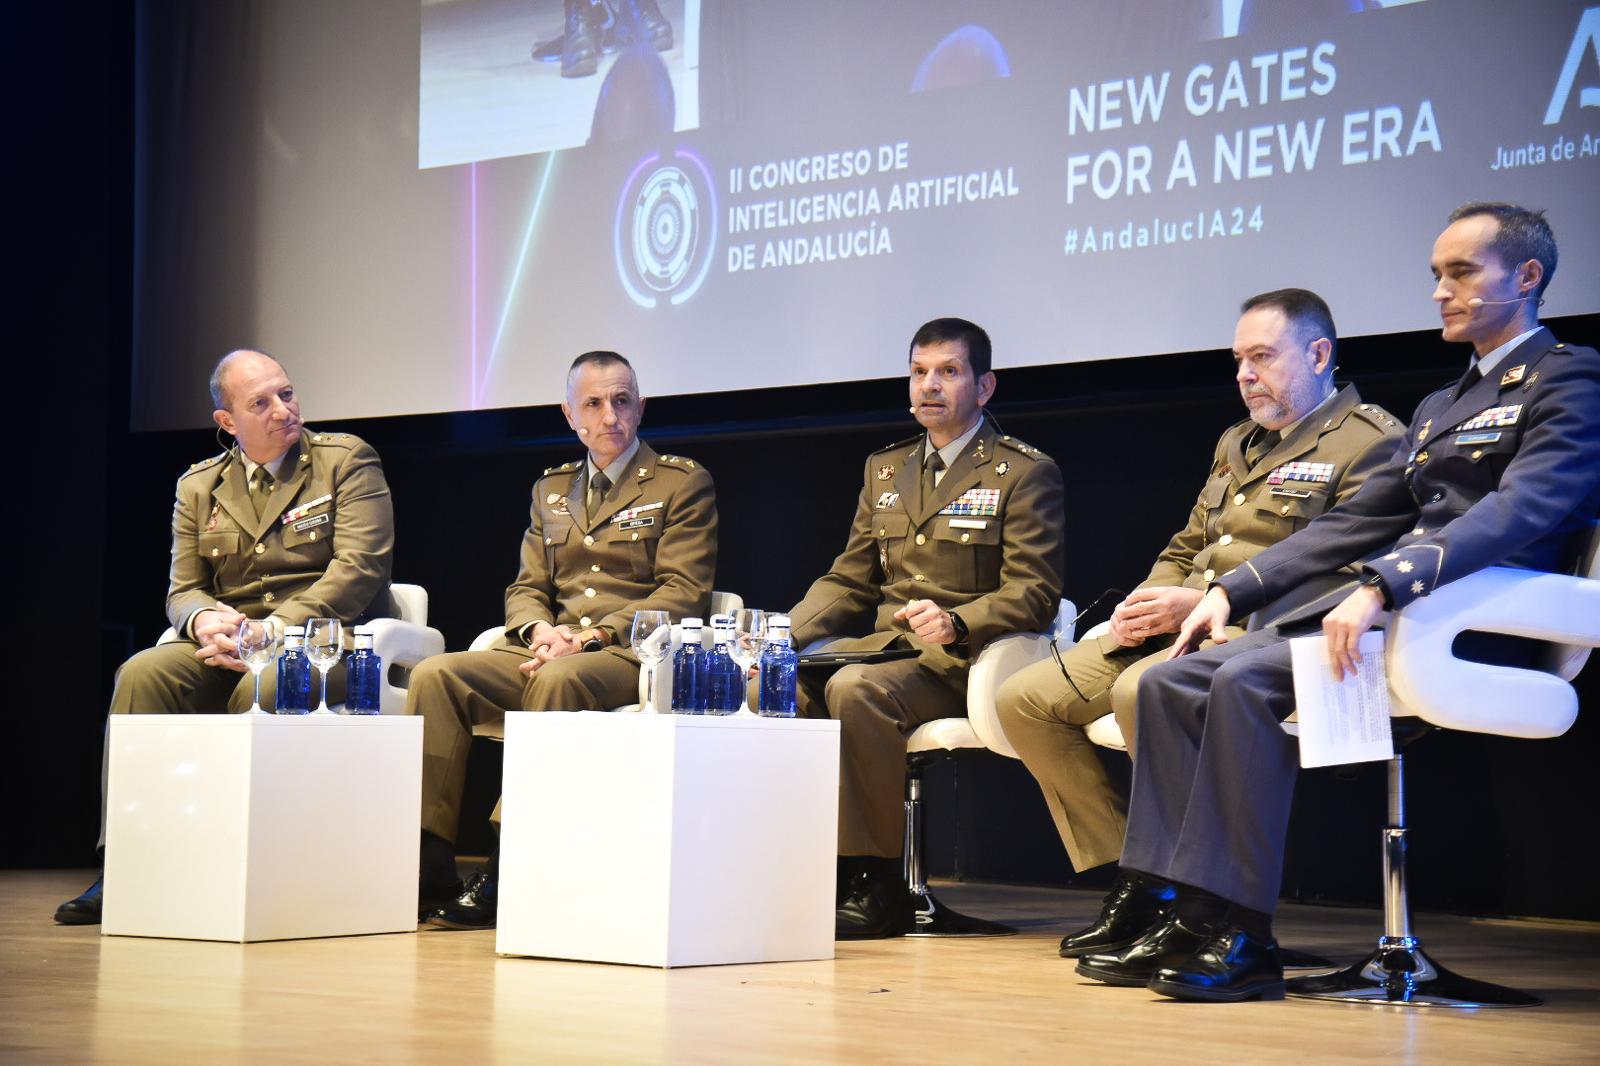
[1269,487,1313,498]
[1454,431,1502,445]
[283,494,332,524]
[938,487,1000,517]
[1266,461,1334,486]
[875,491,900,510]
[612,502,663,524]
[618,517,655,530]
[948,518,989,529]
[1454,404,1521,432]
[292,513,330,533]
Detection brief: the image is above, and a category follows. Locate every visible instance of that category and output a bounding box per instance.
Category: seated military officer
[995,289,1402,958]
[54,348,395,924]
[411,350,717,930]
[787,317,1065,939]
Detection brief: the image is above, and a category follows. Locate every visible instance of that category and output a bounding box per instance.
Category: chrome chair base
[1286,940,1541,1008]
[907,889,1018,938]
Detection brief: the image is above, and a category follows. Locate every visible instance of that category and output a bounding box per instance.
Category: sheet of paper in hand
[1290,630,1395,769]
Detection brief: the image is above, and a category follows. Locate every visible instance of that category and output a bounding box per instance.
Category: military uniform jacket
[1123,385,1402,645]
[1220,330,1600,619]
[167,429,395,635]
[505,441,716,644]
[790,422,1064,683]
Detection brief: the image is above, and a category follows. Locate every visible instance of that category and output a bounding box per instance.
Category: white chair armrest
[156,626,181,645]
[469,626,507,653]
[387,583,429,625]
[966,632,1055,759]
[1387,566,1600,739]
[367,618,446,716]
[1085,713,1127,752]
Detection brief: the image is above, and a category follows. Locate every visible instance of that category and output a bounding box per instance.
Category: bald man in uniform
[994,289,1402,959]
[788,317,1065,939]
[54,349,395,924]
[411,350,716,929]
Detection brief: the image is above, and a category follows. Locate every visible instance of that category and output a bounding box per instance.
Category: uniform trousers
[794,654,967,858]
[99,639,350,847]
[1121,628,1300,916]
[411,645,640,843]
[994,627,1246,871]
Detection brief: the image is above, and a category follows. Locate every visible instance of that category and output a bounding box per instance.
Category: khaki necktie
[921,452,946,510]
[1245,429,1280,469]
[587,470,611,516]
[250,467,275,520]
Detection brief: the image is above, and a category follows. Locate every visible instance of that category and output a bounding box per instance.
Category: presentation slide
[131,0,1599,430]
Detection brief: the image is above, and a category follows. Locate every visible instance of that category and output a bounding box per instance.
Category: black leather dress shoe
[836,870,914,940]
[424,871,497,930]
[1059,873,1175,957]
[1075,913,1215,986]
[54,876,104,925]
[419,873,464,922]
[1149,926,1285,1002]
[560,0,607,77]
[621,0,673,51]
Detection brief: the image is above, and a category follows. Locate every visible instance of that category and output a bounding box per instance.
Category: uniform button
[1430,493,1443,503]
[545,537,553,545]
[1218,534,1233,546]
[630,533,639,541]
[584,588,596,598]
[914,574,926,582]
[1233,493,1246,506]
[915,533,927,545]
[264,591,275,603]
[591,564,601,572]
[959,533,970,544]
[211,547,221,557]
[254,543,266,555]
[580,616,592,627]
[308,531,318,541]
[1471,450,1483,460]
[1412,527,1426,536]
[1280,504,1291,515]
[584,535,595,546]
[1203,568,1216,582]
[1416,451,1429,465]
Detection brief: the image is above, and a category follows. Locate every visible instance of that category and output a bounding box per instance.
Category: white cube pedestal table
[497,712,841,968]
[102,713,422,942]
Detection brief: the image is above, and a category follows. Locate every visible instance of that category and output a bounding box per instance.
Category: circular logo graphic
[614,149,717,308]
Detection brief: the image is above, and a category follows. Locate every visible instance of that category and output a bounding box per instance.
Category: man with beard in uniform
[787,317,1065,939]
[409,350,716,929]
[995,289,1401,958]
[54,349,395,924]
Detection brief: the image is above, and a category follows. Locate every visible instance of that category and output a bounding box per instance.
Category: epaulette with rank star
[180,452,228,480]
[996,434,1046,460]
[541,460,581,477]
[1351,403,1401,432]
[658,454,698,470]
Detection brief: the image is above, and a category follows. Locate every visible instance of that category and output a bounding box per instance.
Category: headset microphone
[1467,296,1539,308]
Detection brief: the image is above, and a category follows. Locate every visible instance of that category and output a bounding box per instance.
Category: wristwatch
[579,625,615,652]
[948,611,970,643]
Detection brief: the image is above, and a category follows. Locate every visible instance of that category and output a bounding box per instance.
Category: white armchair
[900,599,1077,936]
[466,591,745,735]
[154,582,444,715]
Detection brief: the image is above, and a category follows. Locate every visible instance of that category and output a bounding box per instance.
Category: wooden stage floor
[4,870,1597,1064]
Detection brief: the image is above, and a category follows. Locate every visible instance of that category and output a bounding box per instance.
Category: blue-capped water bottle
[757,614,798,718]
[345,625,382,714]
[705,614,741,715]
[672,617,706,714]
[275,625,312,714]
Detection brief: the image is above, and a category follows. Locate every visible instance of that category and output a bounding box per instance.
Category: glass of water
[631,610,672,713]
[236,618,276,715]
[305,617,343,714]
[729,609,767,716]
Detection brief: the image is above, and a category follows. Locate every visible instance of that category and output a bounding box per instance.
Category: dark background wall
[13,5,1596,922]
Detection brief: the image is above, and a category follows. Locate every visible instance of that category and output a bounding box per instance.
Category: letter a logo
[1544,7,1600,124]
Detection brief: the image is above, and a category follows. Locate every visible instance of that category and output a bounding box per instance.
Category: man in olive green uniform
[54,349,395,924]
[993,289,1403,958]
[411,350,716,929]
[789,317,1065,939]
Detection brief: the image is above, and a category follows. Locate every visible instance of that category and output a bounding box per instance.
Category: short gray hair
[209,349,279,410]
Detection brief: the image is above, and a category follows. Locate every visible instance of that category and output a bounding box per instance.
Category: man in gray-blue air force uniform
[54,349,395,925]
[1075,203,1600,1002]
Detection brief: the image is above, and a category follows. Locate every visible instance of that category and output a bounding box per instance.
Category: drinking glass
[306,617,343,714]
[631,610,672,713]
[236,619,276,715]
[730,609,767,716]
